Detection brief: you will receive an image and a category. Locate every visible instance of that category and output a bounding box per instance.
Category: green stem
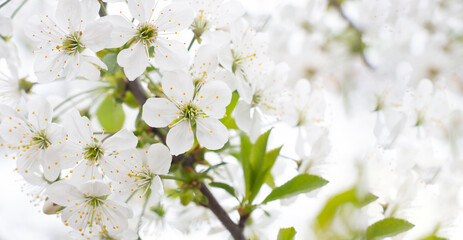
[0,0,11,8]
[187,37,196,51]
[159,174,186,181]
[137,189,151,236]
[53,87,110,112]
[125,190,138,203]
[98,1,107,16]
[11,0,27,19]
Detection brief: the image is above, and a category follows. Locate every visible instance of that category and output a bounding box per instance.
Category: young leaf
[420,236,447,240]
[262,174,328,204]
[102,52,120,74]
[366,218,414,240]
[316,187,378,229]
[249,146,281,202]
[96,94,125,132]
[220,91,239,129]
[277,227,296,240]
[209,182,237,199]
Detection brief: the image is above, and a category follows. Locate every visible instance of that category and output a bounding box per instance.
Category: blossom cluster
[0,0,463,239]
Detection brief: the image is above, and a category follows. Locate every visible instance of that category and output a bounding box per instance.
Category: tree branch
[330,0,374,69]
[126,77,245,240]
[199,182,245,240]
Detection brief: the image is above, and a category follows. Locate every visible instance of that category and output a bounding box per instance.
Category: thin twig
[0,0,11,9]
[199,182,245,240]
[330,0,374,69]
[11,0,27,19]
[187,36,196,51]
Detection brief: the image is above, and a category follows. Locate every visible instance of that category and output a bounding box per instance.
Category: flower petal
[102,128,138,152]
[196,81,232,118]
[153,39,189,71]
[117,42,148,80]
[196,117,228,150]
[80,180,111,197]
[55,0,82,31]
[155,3,194,32]
[81,19,113,52]
[62,110,93,144]
[142,97,179,128]
[46,180,83,207]
[102,15,137,48]
[161,70,194,104]
[127,0,156,23]
[166,120,193,155]
[146,143,172,175]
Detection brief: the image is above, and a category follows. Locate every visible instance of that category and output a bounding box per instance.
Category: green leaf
[209,182,237,199]
[262,174,328,204]
[316,187,378,229]
[220,91,239,129]
[249,146,281,202]
[420,236,447,240]
[240,133,253,200]
[96,94,125,132]
[102,52,120,74]
[277,227,296,240]
[367,218,414,239]
[265,172,276,189]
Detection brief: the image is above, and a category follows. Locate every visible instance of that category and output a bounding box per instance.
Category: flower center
[31,130,51,149]
[83,143,103,162]
[191,10,209,38]
[181,103,201,121]
[136,22,158,45]
[58,31,85,55]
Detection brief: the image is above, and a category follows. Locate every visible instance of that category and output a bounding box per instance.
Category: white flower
[26,0,111,82]
[107,143,171,200]
[0,61,23,106]
[46,110,138,183]
[0,96,66,182]
[104,0,194,80]
[142,71,232,155]
[47,180,133,237]
[182,0,244,39]
[190,44,235,90]
[234,63,288,142]
[212,19,272,102]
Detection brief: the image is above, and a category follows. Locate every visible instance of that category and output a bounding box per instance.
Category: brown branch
[126,78,245,240]
[330,0,374,69]
[199,182,245,240]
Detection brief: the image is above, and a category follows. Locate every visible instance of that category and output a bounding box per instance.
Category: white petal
[102,15,137,48]
[80,0,100,23]
[153,39,189,71]
[46,180,83,207]
[127,0,155,22]
[102,128,138,152]
[27,96,53,128]
[62,110,93,144]
[43,143,81,181]
[166,120,194,155]
[196,81,232,118]
[70,160,102,183]
[80,180,111,197]
[196,117,228,150]
[149,175,164,201]
[192,44,219,75]
[55,0,82,31]
[146,143,172,174]
[81,19,113,52]
[142,97,179,128]
[213,1,245,28]
[233,100,252,133]
[155,3,194,32]
[117,42,148,80]
[161,70,194,104]
[0,16,13,36]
